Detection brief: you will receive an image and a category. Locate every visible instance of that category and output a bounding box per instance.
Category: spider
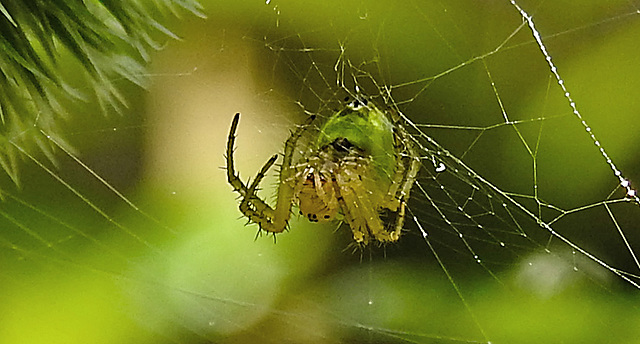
[226,97,420,244]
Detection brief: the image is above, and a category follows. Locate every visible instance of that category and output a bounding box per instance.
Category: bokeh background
[1,1,640,343]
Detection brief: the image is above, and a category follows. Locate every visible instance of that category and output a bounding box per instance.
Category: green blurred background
[1,0,640,343]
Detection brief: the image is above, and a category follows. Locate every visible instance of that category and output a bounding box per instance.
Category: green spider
[226,97,420,244]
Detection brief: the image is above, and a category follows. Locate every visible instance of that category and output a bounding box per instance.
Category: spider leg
[397,126,421,205]
[332,167,398,244]
[330,173,368,243]
[384,124,421,240]
[226,113,315,234]
[394,126,420,236]
[226,113,250,197]
[239,154,278,231]
[226,113,278,219]
[267,115,315,232]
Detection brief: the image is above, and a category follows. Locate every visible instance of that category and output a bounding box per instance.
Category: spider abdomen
[316,101,397,186]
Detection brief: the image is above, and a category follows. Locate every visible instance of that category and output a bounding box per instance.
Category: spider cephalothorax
[226,97,420,244]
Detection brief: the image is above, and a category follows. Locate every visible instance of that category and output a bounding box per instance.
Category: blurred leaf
[0,0,204,186]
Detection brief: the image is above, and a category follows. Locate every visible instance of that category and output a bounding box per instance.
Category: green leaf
[0,2,16,27]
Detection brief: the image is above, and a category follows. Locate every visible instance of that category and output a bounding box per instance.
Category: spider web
[2,0,640,343]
